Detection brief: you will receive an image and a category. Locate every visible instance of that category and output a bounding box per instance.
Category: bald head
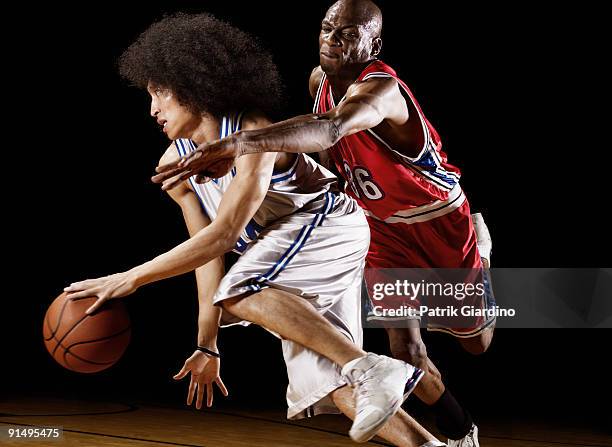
[326,0,382,38]
[319,0,383,75]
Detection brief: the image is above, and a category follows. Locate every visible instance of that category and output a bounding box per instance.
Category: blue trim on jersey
[233,237,249,255]
[413,150,437,169]
[178,112,255,256]
[270,156,299,184]
[244,218,264,241]
[220,116,228,139]
[174,140,210,218]
[249,193,335,289]
[187,177,210,216]
[223,112,242,179]
[412,151,457,186]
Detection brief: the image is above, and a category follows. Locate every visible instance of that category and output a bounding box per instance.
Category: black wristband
[197,346,220,358]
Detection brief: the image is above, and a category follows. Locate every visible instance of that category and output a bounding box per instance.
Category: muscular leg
[458,327,494,355]
[458,258,495,355]
[331,385,439,447]
[221,288,365,367]
[387,327,474,441]
[386,327,445,405]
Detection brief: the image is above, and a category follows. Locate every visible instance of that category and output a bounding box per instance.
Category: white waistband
[365,185,466,225]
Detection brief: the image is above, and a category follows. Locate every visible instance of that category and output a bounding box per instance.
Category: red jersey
[313,60,465,223]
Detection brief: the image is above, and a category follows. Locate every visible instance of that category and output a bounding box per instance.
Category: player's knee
[220,294,265,321]
[219,296,245,314]
[460,328,494,355]
[393,340,429,370]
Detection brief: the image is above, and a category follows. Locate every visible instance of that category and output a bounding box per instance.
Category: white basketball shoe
[447,424,479,447]
[341,353,424,443]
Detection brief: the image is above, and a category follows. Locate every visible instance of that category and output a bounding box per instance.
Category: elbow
[314,114,342,147]
[204,226,239,255]
[218,232,239,253]
[327,118,342,146]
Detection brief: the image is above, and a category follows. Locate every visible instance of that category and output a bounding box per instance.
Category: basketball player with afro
[65,13,446,447]
[153,1,495,446]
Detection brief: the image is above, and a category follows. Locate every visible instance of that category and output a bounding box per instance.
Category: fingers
[161,171,195,191]
[152,150,199,183]
[173,364,189,380]
[206,383,213,408]
[64,280,107,314]
[195,174,212,184]
[187,376,197,406]
[184,378,227,409]
[85,297,106,315]
[64,278,101,292]
[64,289,94,301]
[196,381,205,410]
[154,158,184,174]
[151,166,184,184]
[215,377,229,397]
[178,150,202,168]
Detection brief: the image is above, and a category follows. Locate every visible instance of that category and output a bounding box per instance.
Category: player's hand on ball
[64,271,139,315]
[152,140,239,190]
[173,350,229,409]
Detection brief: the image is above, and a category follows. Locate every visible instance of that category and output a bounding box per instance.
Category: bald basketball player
[65,13,445,446]
[152,1,494,446]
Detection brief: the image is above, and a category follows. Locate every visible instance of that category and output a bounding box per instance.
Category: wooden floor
[0,398,609,446]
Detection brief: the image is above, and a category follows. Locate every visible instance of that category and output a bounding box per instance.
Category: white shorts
[213,192,369,419]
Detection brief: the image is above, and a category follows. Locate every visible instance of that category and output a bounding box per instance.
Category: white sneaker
[341,353,424,443]
[447,424,479,447]
[471,213,492,266]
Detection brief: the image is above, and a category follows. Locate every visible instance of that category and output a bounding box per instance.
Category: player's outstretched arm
[65,125,276,314]
[160,145,225,353]
[161,144,229,409]
[152,76,408,190]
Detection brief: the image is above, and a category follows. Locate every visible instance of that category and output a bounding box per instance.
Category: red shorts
[366,200,481,270]
[365,200,495,337]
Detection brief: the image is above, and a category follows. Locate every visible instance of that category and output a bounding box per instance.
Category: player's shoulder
[240,110,273,131]
[309,66,325,99]
[159,143,192,200]
[349,74,399,99]
[159,143,181,167]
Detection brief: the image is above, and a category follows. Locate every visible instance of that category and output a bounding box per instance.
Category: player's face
[319,8,378,75]
[147,83,201,140]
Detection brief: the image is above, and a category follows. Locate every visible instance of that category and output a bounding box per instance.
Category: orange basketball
[43,292,131,373]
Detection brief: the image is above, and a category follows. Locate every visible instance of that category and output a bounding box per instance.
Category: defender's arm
[153,75,407,189]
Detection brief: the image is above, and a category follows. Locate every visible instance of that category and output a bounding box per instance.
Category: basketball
[43,292,131,373]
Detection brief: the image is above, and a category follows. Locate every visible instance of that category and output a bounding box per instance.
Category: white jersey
[174,111,339,254]
[177,111,371,420]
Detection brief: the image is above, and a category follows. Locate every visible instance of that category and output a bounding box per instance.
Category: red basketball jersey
[313,60,465,222]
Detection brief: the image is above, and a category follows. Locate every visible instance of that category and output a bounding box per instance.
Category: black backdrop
[5,0,610,432]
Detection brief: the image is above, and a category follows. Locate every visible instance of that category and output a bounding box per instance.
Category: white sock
[421,441,446,447]
[472,212,492,266]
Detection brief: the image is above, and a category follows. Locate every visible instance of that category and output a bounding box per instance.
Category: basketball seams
[63,351,116,370]
[51,313,91,356]
[44,295,72,341]
[63,328,131,370]
[64,350,119,367]
[53,325,131,367]
[44,293,131,373]
[64,326,131,357]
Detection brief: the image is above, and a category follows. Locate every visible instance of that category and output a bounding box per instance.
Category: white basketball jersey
[175,111,339,254]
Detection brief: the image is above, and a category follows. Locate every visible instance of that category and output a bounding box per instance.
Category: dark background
[5,0,610,433]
